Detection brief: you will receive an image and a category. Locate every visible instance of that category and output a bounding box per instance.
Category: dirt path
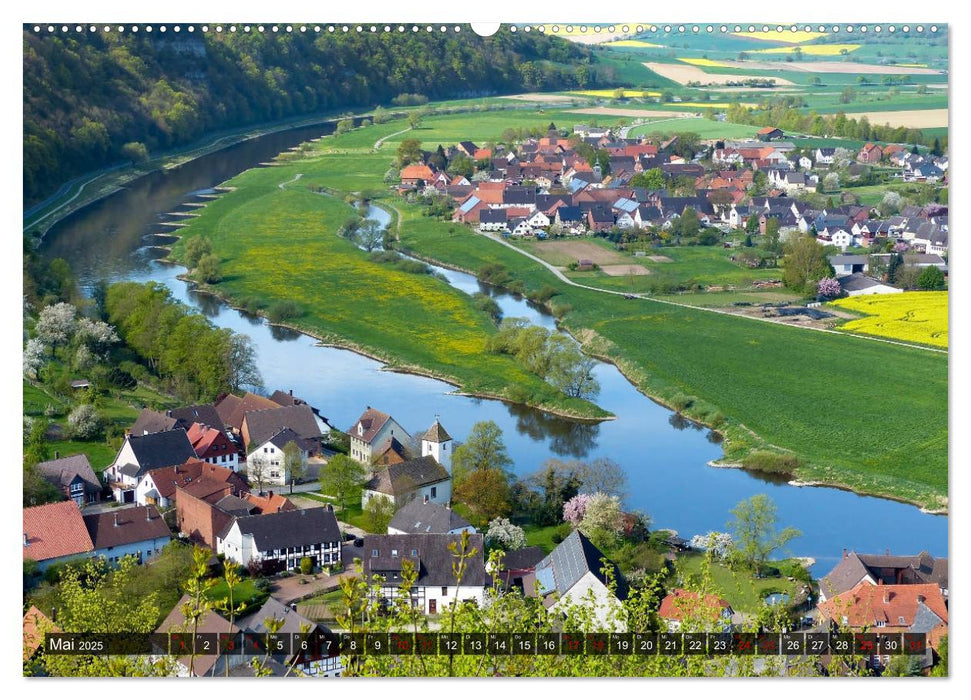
[478,231,945,354]
[279,173,303,189]
[374,127,412,150]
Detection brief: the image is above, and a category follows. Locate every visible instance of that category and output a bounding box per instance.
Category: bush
[741,451,802,476]
[267,301,301,323]
[300,557,313,575]
[669,393,693,413]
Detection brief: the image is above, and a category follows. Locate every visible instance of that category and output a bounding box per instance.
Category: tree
[745,214,760,234]
[578,492,624,551]
[23,462,62,506]
[879,191,902,217]
[75,317,119,359]
[763,217,781,253]
[915,265,946,290]
[781,235,834,295]
[562,493,591,527]
[822,172,840,193]
[183,236,212,269]
[67,404,105,440]
[396,138,423,167]
[727,494,801,576]
[372,106,389,124]
[121,141,150,164]
[817,277,842,299]
[318,453,367,514]
[407,111,424,130]
[23,338,47,378]
[546,335,600,400]
[453,468,511,527]
[300,557,314,575]
[364,495,396,533]
[193,254,222,284]
[578,457,628,500]
[225,333,263,393]
[355,219,384,252]
[248,453,269,494]
[528,459,583,526]
[450,420,512,482]
[283,441,305,494]
[336,118,354,134]
[630,168,665,191]
[485,517,526,551]
[35,302,77,353]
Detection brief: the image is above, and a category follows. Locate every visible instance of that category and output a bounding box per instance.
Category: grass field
[829,292,948,348]
[628,118,763,140]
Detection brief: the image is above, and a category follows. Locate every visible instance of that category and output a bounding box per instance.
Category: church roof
[422,419,451,443]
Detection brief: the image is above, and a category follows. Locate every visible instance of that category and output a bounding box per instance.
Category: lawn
[205,578,270,610]
[829,292,948,349]
[672,552,804,614]
[522,523,567,554]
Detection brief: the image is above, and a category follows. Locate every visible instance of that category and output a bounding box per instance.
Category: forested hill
[24,28,598,205]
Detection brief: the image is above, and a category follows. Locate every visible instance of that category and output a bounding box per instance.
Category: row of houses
[401,126,947,259]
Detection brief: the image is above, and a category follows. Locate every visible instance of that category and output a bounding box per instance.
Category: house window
[372,549,379,557]
[441,586,448,596]
[264,447,269,453]
[391,549,398,557]
[411,549,417,556]
[430,487,437,498]
[876,620,886,627]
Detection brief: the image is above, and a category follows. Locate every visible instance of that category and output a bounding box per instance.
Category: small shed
[577,258,595,271]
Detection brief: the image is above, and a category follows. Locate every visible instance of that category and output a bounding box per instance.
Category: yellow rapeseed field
[679,58,732,68]
[732,30,828,43]
[608,40,664,48]
[570,89,662,97]
[751,44,861,55]
[830,292,948,348]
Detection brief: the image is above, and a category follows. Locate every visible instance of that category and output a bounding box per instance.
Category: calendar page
[21,12,949,681]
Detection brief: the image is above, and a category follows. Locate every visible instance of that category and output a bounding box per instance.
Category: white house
[348,407,412,465]
[532,530,629,631]
[246,429,309,488]
[363,533,487,615]
[839,273,904,297]
[104,430,197,504]
[218,507,342,572]
[815,147,836,165]
[527,210,551,229]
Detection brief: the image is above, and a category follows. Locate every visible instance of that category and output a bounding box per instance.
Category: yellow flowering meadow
[732,30,828,43]
[830,292,948,348]
[751,44,861,55]
[679,58,732,68]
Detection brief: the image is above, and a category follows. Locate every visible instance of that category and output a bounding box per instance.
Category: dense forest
[23,28,597,204]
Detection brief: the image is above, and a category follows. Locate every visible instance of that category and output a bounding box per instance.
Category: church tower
[421,417,452,472]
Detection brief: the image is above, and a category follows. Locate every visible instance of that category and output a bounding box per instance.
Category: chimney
[883,590,892,604]
[917,594,926,604]
[423,494,429,504]
[23,533,28,547]
[289,389,293,396]
[146,508,151,521]
[269,490,274,498]
[113,513,119,527]
[842,548,847,559]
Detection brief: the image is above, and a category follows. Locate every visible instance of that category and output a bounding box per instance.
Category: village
[389,122,949,298]
[23,379,948,676]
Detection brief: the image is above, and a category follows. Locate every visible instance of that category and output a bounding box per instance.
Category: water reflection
[507,402,600,458]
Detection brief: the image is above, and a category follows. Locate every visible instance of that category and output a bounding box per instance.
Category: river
[39,124,947,577]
